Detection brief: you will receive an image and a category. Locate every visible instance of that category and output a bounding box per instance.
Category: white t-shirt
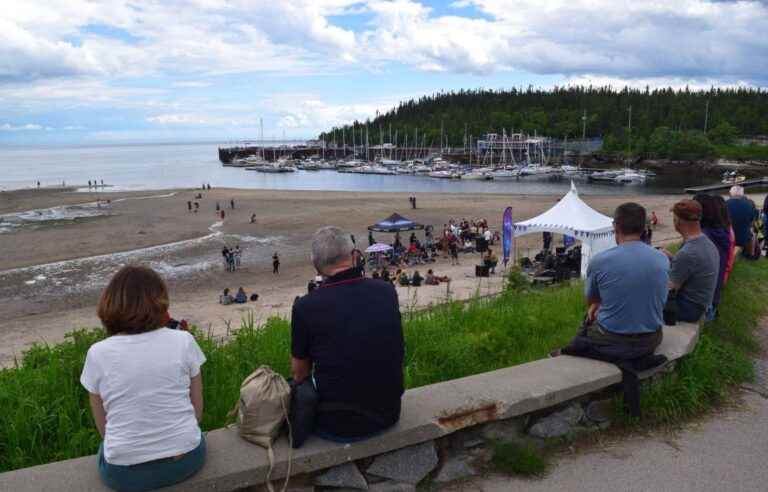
[484,230,492,241]
[80,328,206,466]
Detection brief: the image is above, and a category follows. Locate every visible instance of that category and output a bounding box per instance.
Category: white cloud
[0,0,360,83]
[0,123,44,131]
[171,81,212,88]
[146,112,261,126]
[2,0,767,143]
[358,0,768,83]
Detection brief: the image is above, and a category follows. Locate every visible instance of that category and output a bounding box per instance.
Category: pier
[684,177,768,194]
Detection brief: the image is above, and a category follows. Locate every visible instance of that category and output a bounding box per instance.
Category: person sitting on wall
[291,227,405,443]
[81,266,206,492]
[661,200,720,323]
[554,203,669,361]
[726,185,757,249]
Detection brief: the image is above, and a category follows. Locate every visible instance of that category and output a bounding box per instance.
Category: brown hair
[613,202,646,235]
[98,266,169,335]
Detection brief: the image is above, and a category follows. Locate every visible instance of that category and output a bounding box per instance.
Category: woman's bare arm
[88,392,107,438]
[190,374,204,423]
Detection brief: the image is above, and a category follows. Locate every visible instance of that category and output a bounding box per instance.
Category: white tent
[513,182,615,277]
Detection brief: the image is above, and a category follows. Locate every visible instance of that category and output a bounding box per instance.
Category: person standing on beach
[220,210,225,220]
[187,201,192,212]
[230,199,235,210]
[194,202,199,213]
[227,251,236,272]
[222,246,230,270]
[37,181,40,189]
[215,202,220,212]
[89,180,92,188]
[273,253,280,274]
[234,245,241,267]
[250,213,256,223]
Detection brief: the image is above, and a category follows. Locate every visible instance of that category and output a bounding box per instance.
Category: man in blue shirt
[726,185,757,248]
[558,203,670,361]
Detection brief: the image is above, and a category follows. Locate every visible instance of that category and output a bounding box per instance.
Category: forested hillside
[319,86,768,159]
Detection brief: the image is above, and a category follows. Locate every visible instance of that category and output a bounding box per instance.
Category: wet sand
[0,186,699,366]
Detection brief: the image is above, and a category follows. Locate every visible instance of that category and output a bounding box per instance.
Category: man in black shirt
[291,226,405,442]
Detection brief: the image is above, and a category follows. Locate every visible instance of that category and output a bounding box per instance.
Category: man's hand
[291,357,311,383]
[587,302,600,323]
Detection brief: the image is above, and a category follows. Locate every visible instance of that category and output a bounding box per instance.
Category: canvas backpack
[231,366,293,492]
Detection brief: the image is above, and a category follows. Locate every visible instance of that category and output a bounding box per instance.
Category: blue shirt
[586,241,670,334]
[726,197,756,247]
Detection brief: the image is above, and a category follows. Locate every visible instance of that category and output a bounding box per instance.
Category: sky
[1,0,767,145]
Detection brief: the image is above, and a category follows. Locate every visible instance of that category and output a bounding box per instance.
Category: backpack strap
[265,392,294,492]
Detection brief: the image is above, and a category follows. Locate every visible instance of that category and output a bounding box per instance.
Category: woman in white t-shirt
[80,266,207,492]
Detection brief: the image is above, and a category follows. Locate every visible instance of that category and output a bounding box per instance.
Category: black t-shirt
[291,267,405,438]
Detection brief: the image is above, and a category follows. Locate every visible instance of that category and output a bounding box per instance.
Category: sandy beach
[0,185,716,366]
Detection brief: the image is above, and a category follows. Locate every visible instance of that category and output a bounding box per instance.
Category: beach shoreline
[0,185,714,366]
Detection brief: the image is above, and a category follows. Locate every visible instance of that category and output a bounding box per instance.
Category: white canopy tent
[513,182,616,277]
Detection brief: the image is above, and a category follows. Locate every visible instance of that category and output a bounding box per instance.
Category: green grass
[491,440,548,477]
[2,259,768,473]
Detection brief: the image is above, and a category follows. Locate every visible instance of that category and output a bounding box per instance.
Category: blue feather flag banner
[503,207,513,264]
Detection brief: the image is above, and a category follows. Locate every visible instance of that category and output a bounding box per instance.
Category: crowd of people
[79,187,768,491]
[553,188,763,372]
[221,245,242,272]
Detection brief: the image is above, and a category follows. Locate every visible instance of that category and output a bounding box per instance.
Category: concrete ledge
[0,322,699,492]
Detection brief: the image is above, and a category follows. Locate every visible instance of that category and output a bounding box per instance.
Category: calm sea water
[0,142,707,195]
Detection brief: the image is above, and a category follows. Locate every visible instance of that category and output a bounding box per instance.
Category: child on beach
[234,245,241,267]
[272,252,280,274]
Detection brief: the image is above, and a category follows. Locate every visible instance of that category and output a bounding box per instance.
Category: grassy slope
[1,260,766,472]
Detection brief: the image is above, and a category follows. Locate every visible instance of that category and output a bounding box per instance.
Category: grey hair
[311,226,354,273]
[730,185,745,197]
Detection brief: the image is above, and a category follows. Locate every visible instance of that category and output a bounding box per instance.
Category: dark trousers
[562,321,665,418]
[563,321,663,361]
[677,296,706,323]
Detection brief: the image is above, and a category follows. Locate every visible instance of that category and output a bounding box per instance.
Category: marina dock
[684,177,768,194]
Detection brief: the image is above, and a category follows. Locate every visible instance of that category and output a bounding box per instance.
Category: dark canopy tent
[368,213,425,232]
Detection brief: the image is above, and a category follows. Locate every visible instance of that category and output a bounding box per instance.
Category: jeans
[98,434,206,492]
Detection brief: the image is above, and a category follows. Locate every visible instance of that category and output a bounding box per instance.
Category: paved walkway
[446,327,768,492]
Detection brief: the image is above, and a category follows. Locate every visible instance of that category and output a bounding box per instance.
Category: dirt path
[443,324,768,492]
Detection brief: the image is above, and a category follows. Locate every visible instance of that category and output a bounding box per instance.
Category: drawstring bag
[230,366,293,492]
